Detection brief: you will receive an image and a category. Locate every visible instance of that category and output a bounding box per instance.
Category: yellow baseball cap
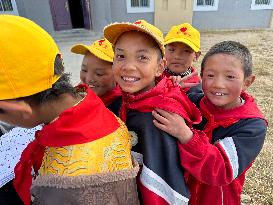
[104,20,165,56]
[164,23,200,52]
[0,15,60,100]
[71,38,114,63]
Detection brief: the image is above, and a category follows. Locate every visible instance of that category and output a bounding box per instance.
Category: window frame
[0,0,18,15]
[193,0,219,11]
[126,0,154,13]
[251,0,273,10]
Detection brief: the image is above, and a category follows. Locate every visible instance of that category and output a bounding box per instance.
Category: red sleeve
[178,129,234,186]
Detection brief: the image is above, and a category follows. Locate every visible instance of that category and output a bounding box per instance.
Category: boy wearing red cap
[163,23,202,96]
[104,20,202,205]
[0,15,138,205]
[71,38,122,115]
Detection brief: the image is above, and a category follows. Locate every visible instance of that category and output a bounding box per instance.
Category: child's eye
[96,73,104,77]
[207,74,214,78]
[0,108,5,114]
[138,55,149,61]
[81,69,87,73]
[168,48,175,52]
[115,54,125,60]
[227,75,235,79]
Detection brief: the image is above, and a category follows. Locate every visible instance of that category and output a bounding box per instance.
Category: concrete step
[52,29,102,42]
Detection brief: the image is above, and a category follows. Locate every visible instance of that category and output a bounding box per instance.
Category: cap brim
[71,44,113,63]
[164,38,200,52]
[71,44,90,55]
[104,22,165,55]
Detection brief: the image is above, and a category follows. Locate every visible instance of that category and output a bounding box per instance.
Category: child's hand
[152,108,193,144]
[169,71,200,89]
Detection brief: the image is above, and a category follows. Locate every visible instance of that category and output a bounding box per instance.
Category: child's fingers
[180,82,200,89]
[152,110,169,125]
[153,119,168,131]
[154,108,174,119]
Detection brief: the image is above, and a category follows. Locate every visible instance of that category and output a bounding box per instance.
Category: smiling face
[80,53,116,97]
[202,53,254,109]
[165,42,198,73]
[112,31,164,94]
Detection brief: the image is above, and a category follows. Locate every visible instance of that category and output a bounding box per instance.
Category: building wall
[90,0,153,32]
[90,0,110,32]
[110,0,154,24]
[193,0,272,30]
[154,0,193,33]
[15,0,54,33]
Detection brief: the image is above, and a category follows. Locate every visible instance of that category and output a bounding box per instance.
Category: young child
[0,15,138,205]
[152,41,267,205]
[104,20,202,205]
[163,23,202,94]
[71,38,122,115]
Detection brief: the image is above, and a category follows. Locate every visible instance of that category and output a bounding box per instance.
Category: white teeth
[215,92,224,96]
[88,84,96,88]
[122,76,139,82]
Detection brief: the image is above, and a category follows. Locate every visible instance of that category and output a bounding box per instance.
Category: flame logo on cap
[134,20,142,25]
[98,39,108,49]
[177,27,191,37]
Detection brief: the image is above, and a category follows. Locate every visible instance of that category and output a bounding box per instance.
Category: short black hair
[20,55,77,105]
[201,41,253,77]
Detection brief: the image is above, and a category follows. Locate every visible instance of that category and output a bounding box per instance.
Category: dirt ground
[195,29,273,205]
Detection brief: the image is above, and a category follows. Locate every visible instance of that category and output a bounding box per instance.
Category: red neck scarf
[200,92,266,141]
[100,85,122,106]
[120,77,201,126]
[13,84,120,205]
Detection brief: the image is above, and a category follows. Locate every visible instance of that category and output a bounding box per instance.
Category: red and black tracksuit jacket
[121,77,202,205]
[179,92,267,205]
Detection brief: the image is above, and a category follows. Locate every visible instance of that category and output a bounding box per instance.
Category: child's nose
[213,77,225,88]
[121,61,136,71]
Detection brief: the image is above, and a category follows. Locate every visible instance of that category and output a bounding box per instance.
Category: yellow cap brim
[164,38,200,52]
[104,22,165,56]
[71,44,113,63]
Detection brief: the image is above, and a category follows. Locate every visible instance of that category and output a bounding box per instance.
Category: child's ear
[243,75,255,91]
[155,58,166,77]
[0,100,33,119]
[194,51,201,62]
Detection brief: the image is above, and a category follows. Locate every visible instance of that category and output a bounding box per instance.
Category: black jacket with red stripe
[121,77,202,205]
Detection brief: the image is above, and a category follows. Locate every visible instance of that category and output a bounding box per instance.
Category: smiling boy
[104,20,201,205]
[152,41,267,205]
[71,39,122,114]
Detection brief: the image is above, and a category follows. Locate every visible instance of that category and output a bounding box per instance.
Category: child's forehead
[114,31,160,54]
[116,31,156,46]
[82,53,113,71]
[204,53,244,71]
[166,42,193,50]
